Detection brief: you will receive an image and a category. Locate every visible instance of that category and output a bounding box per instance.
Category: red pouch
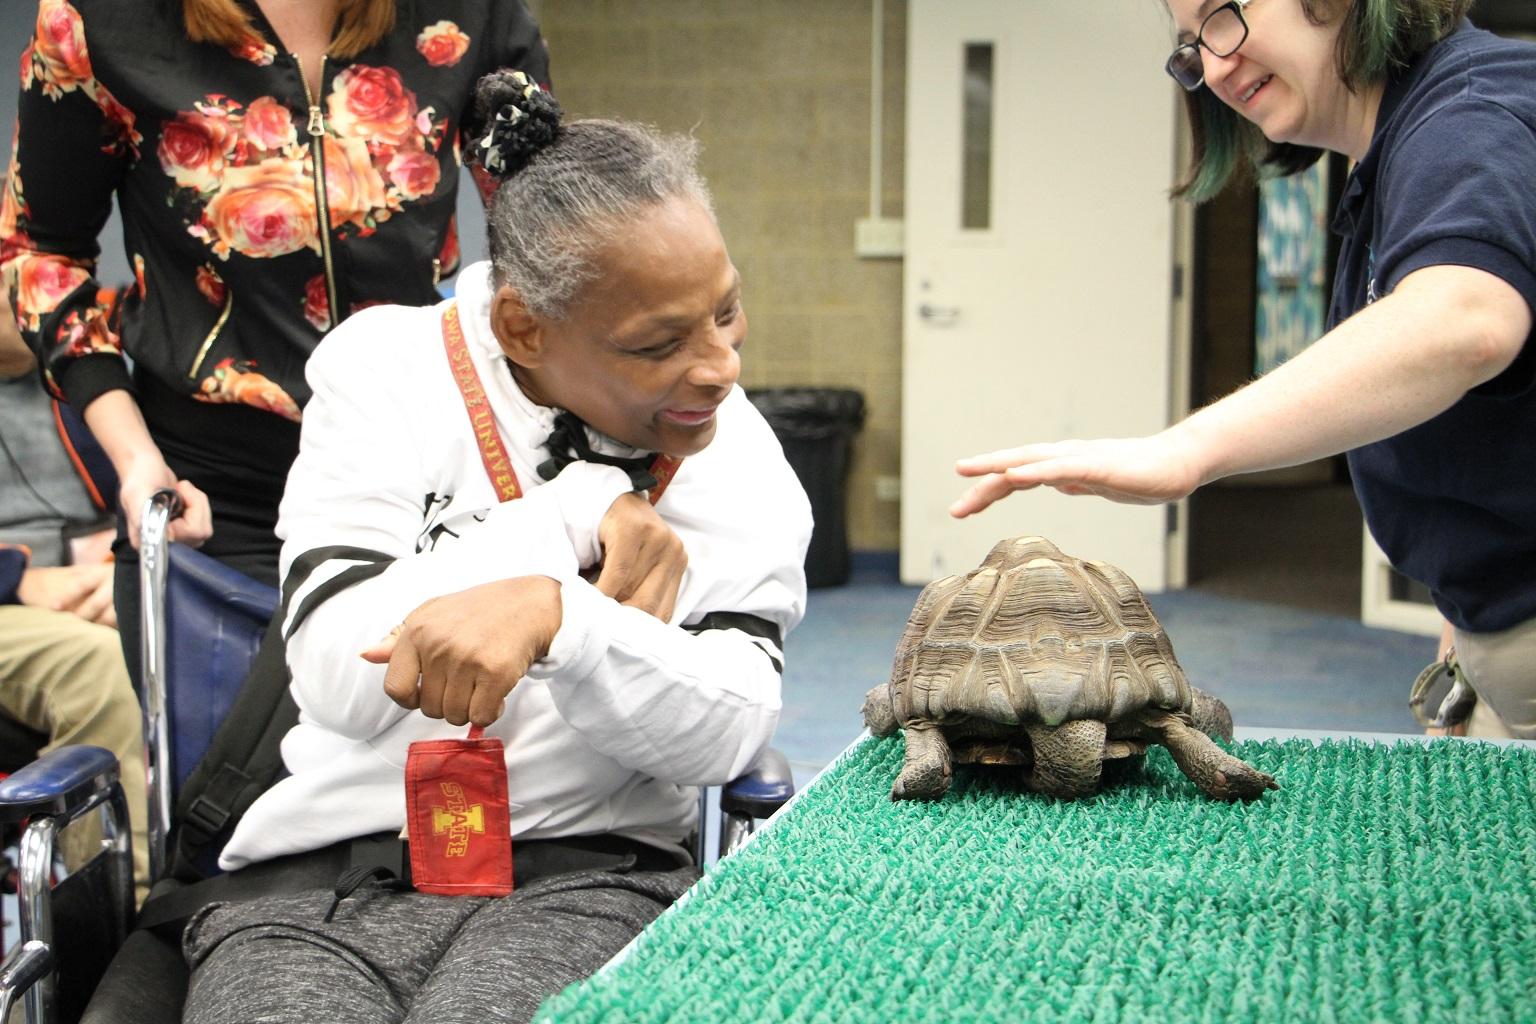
[405,724,514,896]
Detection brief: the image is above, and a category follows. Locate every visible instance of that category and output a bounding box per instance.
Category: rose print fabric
[417,22,472,68]
[1,0,547,442]
[161,77,447,264]
[195,357,301,422]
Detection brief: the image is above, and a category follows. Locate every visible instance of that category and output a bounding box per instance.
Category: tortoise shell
[888,535,1192,729]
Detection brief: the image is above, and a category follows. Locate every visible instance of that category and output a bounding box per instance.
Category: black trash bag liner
[746,389,866,588]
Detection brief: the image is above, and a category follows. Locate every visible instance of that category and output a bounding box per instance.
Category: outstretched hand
[949,434,1204,518]
[593,492,687,622]
[359,576,564,728]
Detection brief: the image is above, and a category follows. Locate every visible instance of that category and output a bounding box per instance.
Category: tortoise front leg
[1144,711,1278,800]
[892,723,952,799]
[1023,720,1106,799]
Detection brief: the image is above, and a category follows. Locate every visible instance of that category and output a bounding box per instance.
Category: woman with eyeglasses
[951,0,1536,739]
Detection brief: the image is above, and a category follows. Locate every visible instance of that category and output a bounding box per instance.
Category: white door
[1361,529,1442,636]
[901,0,1181,588]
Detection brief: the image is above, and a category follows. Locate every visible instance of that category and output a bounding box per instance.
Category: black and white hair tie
[471,69,561,180]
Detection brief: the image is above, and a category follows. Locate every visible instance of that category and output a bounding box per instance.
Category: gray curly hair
[484,120,714,319]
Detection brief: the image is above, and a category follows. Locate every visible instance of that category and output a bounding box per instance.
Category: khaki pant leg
[0,605,150,904]
[1454,616,1536,741]
[1464,698,1515,740]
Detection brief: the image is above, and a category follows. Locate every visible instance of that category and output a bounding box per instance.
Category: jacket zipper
[295,54,340,331]
[186,290,234,380]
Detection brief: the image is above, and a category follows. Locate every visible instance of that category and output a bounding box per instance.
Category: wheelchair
[0,491,795,1024]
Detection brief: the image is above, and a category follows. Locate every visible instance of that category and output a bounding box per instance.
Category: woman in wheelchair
[174,71,812,1024]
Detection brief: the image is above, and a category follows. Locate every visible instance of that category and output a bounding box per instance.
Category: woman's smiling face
[1169,0,1374,157]
[494,195,745,458]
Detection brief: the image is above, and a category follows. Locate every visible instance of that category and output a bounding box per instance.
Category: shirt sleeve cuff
[543,463,634,568]
[1389,237,1536,316]
[527,577,609,686]
[57,353,133,411]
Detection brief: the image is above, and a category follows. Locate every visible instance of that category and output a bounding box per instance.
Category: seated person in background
[0,286,150,904]
[179,72,813,1024]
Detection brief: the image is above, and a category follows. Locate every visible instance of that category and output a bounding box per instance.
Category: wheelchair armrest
[720,747,795,820]
[0,745,119,824]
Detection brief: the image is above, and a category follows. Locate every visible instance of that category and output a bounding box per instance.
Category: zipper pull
[307,106,324,137]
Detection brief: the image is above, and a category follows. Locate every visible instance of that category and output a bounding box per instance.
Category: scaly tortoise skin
[862,536,1278,802]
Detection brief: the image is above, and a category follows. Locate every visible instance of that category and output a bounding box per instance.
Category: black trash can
[746,388,865,588]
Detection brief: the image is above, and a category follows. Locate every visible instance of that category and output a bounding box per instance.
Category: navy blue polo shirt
[1329,22,1536,633]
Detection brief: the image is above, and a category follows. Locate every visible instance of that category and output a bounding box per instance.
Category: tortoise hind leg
[1023,720,1106,799]
[1144,711,1278,800]
[892,724,953,799]
[1188,688,1235,741]
[861,684,899,736]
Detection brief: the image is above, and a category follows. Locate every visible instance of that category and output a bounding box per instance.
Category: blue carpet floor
[776,554,1437,786]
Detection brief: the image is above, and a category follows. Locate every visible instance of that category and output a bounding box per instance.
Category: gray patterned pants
[181,865,696,1024]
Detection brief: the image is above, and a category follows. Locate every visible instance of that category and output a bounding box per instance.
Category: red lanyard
[410,304,688,897]
[440,304,682,505]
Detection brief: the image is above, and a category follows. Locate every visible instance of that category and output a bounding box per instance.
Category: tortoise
[861,536,1277,802]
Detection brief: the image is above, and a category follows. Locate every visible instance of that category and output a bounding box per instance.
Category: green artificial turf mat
[537,736,1536,1023]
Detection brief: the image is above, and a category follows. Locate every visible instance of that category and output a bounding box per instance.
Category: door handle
[918,302,961,325]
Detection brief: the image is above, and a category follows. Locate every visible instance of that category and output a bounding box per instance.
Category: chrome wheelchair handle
[0,940,54,1024]
[139,488,184,556]
[139,488,181,883]
[16,816,59,1024]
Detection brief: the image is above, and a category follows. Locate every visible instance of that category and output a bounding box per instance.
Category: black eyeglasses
[1165,0,1252,91]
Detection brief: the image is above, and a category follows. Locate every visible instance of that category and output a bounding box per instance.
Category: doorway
[1185,163,1364,618]
[900,0,1178,589]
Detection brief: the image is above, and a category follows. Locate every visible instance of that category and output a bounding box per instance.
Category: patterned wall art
[1254,161,1330,375]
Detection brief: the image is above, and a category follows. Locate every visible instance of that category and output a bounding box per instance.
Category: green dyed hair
[1174,0,1473,201]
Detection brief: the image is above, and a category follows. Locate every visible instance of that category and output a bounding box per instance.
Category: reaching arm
[3,0,136,408]
[952,263,1531,515]
[0,291,34,379]
[3,3,210,545]
[82,391,213,546]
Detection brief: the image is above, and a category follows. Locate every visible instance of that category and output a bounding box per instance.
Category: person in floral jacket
[0,0,549,654]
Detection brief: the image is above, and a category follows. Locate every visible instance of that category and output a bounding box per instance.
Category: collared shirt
[1329,21,1536,632]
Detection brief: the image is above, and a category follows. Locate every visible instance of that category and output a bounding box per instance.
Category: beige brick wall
[535,0,907,551]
